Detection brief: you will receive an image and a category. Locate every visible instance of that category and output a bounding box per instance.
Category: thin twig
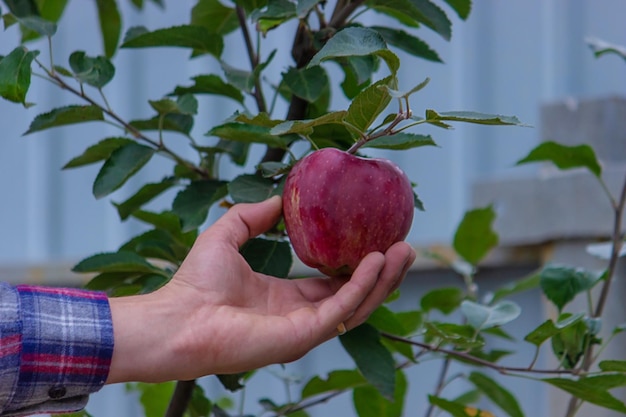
[164,380,196,417]
[424,358,451,417]
[236,5,267,113]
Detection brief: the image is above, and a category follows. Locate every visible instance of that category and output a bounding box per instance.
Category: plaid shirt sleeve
[0,282,113,416]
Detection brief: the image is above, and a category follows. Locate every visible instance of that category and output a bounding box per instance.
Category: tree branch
[236,5,267,113]
[165,380,196,417]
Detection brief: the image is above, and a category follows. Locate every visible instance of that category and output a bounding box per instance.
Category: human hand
[106,196,415,384]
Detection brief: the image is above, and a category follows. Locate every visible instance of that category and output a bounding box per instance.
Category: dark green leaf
[453,206,498,265]
[210,139,249,166]
[131,210,189,238]
[216,373,245,392]
[122,25,223,58]
[364,133,437,150]
[149,94,197,115]
[599,360,626,373]
[345,76,393,133]
[251,0,296,34]
[582,374,626,390]
[426,109,523,126]
[16,15,57,36]
[114,177,177,219]
[368,0,451,40]
[539,265,601,311]
[220,61,254,93]
[443,0,472,19]
[63,137,134,169]
[258,161,291,178]
[353,370,407,417]
[367,306,407,335]
[69,51,115,88]
[170,74,244,103]
[302,370,365,399]
[93,143,155,199]
[523,313,584,347]
[270,111,347,136]
[516,141,602,178]
[129,113,194,135]
[282,66,329,102]
[95,0,121,58]
[228,174,280,203]
[309,27,399,75]
[461,300,521,331]
[395,310,422,335]
[427,396,475,417]
[191,0,238,35]
[2,0,38,17]
[240,238,292,278]
[53,65,73,77]
[420,287,464,314]
[551,313,596,369]
[207,122,291,148]
[189,384,212,417]
[0,46,39,105]
[120,229,183,263]
[413,191,425,211]
[469,372,524,417]
[172,180,228,231]
[85,271,138,291]
[371,26,442,63]
[24,105,104,134]
[543,378,626,413]
[339,323,395,399]
[72,251,163,274]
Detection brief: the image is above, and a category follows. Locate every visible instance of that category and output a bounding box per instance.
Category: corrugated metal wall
[1,1,625,416]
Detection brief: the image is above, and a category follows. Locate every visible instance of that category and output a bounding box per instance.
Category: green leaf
[424,322,483,350]
[523,313,584,347]
[170,74,244,103]
[453,206,498,265]
[251,0,296,34]
[130,113,194,135]
[345,76,393,133]
[461,300,521,331]
[131,210,188,238]
[15,15,57,36]
[2,0,39,17]
[296,0,321,17]
[353,370,407,417]
[367,306,407,335]
[270,111,347,136]
[37,0,70,22]
[73,251,163,274]
[551,313,596,369]
[368,0,451,40]
[469,372,524,417]
[95,0,121,58]
[172,180,228,231]
[282,66,329,102]
[149,94,198,115]
[371,26,442,63]
[121,25,223,58]
[426,109,523,126]
[240,238,292,278]
[120,229,183,263]
[309,27,399,75]
[128,382,176,417]
[363,133,436,150]
[191,0,238,35]
[93,143,155,199]
[516,141,602,178]
[339,323,395,400]
[85,271,136,291]
[427,396,475,417]
[488,271,540,304]
[63,137,134,169]
[69,51,115,88]
[24,105,104,134]
[220,61,254,93]
[539,265,601,311]
[0,46,39,105]
[443,0,472,19]
[599,360,626,373]
[420,287,464,314]
[582,374,626,390]
[543,378,626,413]
[586,37,626,62]
[114,177,177,220]
[301,370,365,399]
[189,384,212,417]
[216,373,245,392]
[228,174,280,204]
[207,122,291,148]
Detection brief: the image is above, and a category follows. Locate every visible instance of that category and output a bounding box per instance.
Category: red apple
[282,147,414,276]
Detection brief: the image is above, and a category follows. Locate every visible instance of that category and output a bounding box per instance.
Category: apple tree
[1,1,626,416]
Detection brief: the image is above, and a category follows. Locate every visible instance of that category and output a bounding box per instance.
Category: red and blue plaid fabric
[0,283,113,416]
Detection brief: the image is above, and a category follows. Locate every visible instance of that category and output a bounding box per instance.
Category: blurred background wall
[1,0,626,416]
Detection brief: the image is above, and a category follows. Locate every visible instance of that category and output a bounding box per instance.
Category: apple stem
[346,110,412,154]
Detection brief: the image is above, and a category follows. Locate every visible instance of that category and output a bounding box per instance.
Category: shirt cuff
[7,285,114,416]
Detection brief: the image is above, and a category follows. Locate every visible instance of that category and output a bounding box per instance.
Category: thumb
[206,195,283,248]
